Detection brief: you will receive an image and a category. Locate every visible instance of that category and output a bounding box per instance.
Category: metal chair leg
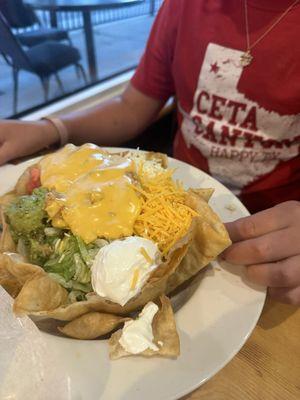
[1,52,11,66]
[75,65,81,79]
[76,63,88,84]
[12,68,19,115]
[55,73,64,94]
[41,77,50,101]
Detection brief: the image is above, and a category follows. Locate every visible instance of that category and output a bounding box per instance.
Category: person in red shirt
[0,0,299,304]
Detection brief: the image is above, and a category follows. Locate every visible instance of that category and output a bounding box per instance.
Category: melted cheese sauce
[40,144,141,243]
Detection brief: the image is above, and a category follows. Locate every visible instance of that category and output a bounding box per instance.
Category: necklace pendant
[240,50,253,67]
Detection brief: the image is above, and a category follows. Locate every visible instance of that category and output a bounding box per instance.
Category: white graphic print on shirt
[181,43,300,193]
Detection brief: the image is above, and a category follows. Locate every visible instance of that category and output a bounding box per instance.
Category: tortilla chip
[0,193,17,207]
[13,274,68,316]
[0,252,44,287]
[186,189,232,258]
[166,190,231,294]
[1,280,21,298]
[0,267,22,298]
[58,312,129,339]
[189,188,214,202]
[29,300,92,321]
[0,254,21,297]
[144,151,168,168]
[0,208,16,253]
[0,195,18,253]
[109,295,180,359]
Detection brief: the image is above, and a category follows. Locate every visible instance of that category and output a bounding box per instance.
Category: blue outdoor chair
[0,12,87,114]
[0,0,71,47]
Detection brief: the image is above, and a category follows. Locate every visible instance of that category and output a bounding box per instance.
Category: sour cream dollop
[119,302,159,354]
[91,236,161,306]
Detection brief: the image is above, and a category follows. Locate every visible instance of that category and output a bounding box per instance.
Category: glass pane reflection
[0,0,163,118]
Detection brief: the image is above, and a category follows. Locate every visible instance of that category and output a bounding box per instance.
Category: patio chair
[0,0,71,47]
[0,12,87,114]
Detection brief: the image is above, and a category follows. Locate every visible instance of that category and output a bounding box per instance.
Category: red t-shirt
[131,0,300,213]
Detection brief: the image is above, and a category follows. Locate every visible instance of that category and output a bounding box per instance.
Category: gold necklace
[240,0,300,67]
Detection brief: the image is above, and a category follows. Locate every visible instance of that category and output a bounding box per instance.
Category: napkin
[0,286,70,400]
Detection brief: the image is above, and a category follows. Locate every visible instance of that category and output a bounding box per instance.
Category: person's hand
[222,201,300,305]
[0,120,59,165]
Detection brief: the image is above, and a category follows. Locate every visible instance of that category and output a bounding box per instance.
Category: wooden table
[26,0,143,82]
[182,297,300,400]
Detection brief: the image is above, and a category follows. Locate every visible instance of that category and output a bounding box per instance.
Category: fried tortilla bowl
[0,148,231,340]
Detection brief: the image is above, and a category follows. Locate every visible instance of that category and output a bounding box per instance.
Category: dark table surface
[26,0,143,11]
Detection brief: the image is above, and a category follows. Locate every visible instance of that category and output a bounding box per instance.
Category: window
[0,0,163,119]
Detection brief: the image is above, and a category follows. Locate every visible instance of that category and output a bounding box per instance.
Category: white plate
[0,150,266,400]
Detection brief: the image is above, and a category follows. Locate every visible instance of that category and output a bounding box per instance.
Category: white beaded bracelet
[42,116,69,147]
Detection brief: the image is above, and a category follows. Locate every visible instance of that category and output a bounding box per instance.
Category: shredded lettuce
[73,253,91,283]
[48,273,92,293]
[44,235,77,280]
[43,234,99,294]
[75,235,91,265]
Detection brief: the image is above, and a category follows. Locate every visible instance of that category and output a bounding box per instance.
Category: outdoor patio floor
[0,15,154,118]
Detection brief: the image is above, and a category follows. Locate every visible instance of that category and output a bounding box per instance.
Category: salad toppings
[91,236,161,306]
[3,187,105,301]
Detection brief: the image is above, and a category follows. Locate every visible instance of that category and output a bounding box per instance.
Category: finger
[268,286,300,306]
[225,205,291,243]
[246,255,300,287]
[222,227,300,265]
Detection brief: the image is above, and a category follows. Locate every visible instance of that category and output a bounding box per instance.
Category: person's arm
[0,84,164,165]
[61,84,164,145]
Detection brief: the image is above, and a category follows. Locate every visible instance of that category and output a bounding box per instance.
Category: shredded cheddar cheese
[133,165,198,256]
[140,247,153,264]
[130,269,140,290]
